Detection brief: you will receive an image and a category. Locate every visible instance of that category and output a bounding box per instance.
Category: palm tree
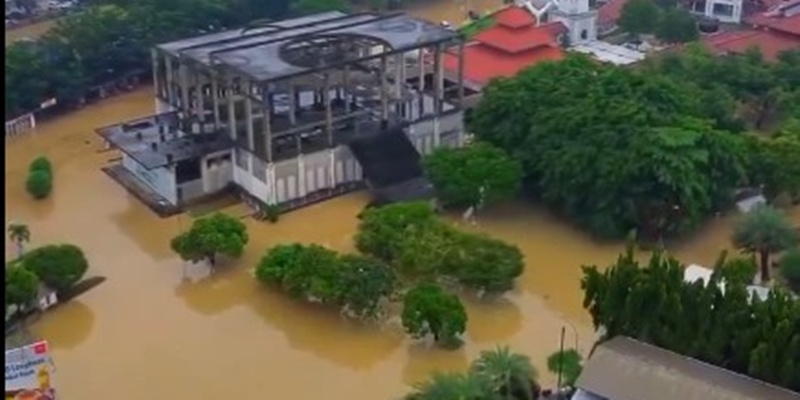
[732,205,798,282]
[7,222,31,259]
[407,371,495,400]
[471,346,539,400]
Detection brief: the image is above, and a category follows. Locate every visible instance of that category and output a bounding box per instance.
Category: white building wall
[705,0,742,23]
[122,154,177,204]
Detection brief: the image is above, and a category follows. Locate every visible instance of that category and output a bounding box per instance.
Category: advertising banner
[5,341,56,400]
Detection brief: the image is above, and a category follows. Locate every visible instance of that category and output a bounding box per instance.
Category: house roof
[702,29,800,61]
[597,0,629,25]
[576,336,800,400]
[473,24,557,53]
[746,0,800,36]
[494,6,538,29]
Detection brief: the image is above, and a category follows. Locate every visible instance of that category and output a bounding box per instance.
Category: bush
[29,156,53,175]
[779,248,800,290]
[546,349,583,386]
[6,264,40,309]
[23,244,89,294]
[26,169,53,200]
[401,282,467,347]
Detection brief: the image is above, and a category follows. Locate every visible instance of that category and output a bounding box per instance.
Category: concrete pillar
[165,56,176,107]
[298,156,306,197]
[324,72,333,147]
[151,49,160,100]
[263,100,272,163]
[194,73,204,131]
[457,41,465,107]
[288,79,297,125]
[226,78,237,141]
[418,47,426,116]
[394,53,403,117]
[380,53,389,124]
[343,65,351,114]
[245,87,255,152]
[179,64,190,113]
[434,44,444,114]
[211,77,220,130]
[267,164,277,205]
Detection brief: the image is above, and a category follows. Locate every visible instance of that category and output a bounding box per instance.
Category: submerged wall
[122,154,178,205]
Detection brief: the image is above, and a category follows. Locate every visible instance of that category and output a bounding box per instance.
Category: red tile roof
[598,0,630,25]
[702,29,800,61]
[746,0,800,36]
[474,24,558,54]
[494,6,538,29]
[444,44,565,86]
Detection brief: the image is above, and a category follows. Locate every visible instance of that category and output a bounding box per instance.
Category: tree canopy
[618,0,659,37]
[170,212,249,266]
[655,8,698,44]
[22,244,89,294]
[6,265,40,311]
[423,142,523,209]
[401,282,468,346]
[732,205,798,282]
[581,247,800,391]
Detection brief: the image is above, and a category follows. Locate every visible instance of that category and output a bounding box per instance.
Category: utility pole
[556,326,566,391]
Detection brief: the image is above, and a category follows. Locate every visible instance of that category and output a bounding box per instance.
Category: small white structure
[684,264,769,301]
[698,0,743,24]
[570,41,647,65]
[736,194,766,213]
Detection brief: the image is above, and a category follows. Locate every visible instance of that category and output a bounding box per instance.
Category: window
[712,3,734,16]
[175,159,202,184]
[580,30,588,40]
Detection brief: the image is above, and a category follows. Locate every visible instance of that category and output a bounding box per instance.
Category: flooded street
[405,0,503,24]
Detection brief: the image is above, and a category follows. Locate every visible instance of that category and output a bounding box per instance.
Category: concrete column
[394,53,403,117]
[226,78,237,141]
[457,40,465,107]
[179,64,190,113]
[324,72,333,147]
[194,73,204,131]
[298,156,306,197]
[267,164,277,205]
[245,85,255,152]
[263,101,272,163]
[288,79,297,125]
[380,53,389,124]
[211,77,220,130]
[434,117,441,147]
[165,56,176,107]
[343,65,351,113]
[434,44,444,114]
[418,47,426,116]
[151,49,160,100]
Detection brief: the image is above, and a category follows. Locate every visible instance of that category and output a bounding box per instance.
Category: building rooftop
[576,336,800,400]
[570,41,646,65]
[746,0,800,36]
[702,29,800,61]
[157,11,460,83]
[597,0,629,26]
[443,6,565,86]
[97,113,234,169]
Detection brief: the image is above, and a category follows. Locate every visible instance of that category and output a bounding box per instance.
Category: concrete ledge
[101,164,181,218]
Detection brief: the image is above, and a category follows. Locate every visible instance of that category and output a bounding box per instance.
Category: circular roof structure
[278,33,391,69]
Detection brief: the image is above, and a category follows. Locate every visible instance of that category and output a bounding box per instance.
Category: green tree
[355,201,437,262]
[170,212,249,268]
[335,254,396,319]
[710,250,757,286]
[6,265,40,312]
[618,0,660,38]
[7,223,31,258]
[406,371,493,400]
[779,248,800,292]
[582,247,800,391]
[26,170,53,200]
[29,156,53,175]
[732,205,798,282]
[395,221,461,276]
[546,349,583,387]
[470,55,747,240]
[256,243,339,300]
[655,8,698,44]
[423,142,523,209]
[23,244,89,294]
[401,282,467,347]
[471,346,539,400]
[448,233,524,295]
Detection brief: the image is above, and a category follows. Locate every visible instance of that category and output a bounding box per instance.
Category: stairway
[347,126,434,204]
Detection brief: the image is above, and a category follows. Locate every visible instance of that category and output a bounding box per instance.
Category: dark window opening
[581,30,589,40]
[175,158,201,184]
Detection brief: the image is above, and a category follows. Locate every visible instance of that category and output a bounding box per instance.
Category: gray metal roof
[576,337,800,400]
[156,11,459,82]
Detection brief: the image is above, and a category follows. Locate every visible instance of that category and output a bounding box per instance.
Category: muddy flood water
[5,1,800,397]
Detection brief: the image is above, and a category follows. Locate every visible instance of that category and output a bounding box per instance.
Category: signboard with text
[5,341,56,400]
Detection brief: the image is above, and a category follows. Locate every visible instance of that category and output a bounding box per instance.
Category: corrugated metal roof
[576,337,800,400]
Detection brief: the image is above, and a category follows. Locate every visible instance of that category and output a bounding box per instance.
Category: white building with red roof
[702,0,800,60]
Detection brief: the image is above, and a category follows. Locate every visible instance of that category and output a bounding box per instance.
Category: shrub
[6,264,40,309]
[779,247,800,291]
[23,244,89,294]
[29,156,53,175]
[26,169,53,200]
[401,282,467,346]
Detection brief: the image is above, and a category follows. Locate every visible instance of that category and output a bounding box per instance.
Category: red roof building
[702,0,800,61]
[443,6,567,87]
[597,0,629,35]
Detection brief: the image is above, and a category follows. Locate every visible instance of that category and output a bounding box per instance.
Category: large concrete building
[98,11,466,216]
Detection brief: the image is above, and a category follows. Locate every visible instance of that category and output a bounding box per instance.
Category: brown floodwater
[5,19,60,46]
[7,86,797,399]
[405,0,505,24]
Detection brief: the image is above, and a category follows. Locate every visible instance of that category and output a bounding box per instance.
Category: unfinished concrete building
[97,11,466,216]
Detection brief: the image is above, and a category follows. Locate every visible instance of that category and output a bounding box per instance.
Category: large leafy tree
[355,201,438,262]
[779,248,800,292]
[732,205,798,282]
[582,247,800,391]
[6,265,40,312]
[23,244,89,294]
[401,282,467,347]
[423,142,523,209]
[618,0,660,38]
[447,233,524,295]
[170,212,249,268]
[470,55,747,240]
[655,8,698,44]
[546,349,583,387]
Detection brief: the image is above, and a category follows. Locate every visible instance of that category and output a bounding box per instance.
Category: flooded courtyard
[7,86,797,399]
[5,1,800,398]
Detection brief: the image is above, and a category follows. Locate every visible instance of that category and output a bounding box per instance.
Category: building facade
[99,11,466,215]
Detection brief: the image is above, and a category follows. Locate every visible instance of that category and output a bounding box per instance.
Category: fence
[5,112,37,138]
